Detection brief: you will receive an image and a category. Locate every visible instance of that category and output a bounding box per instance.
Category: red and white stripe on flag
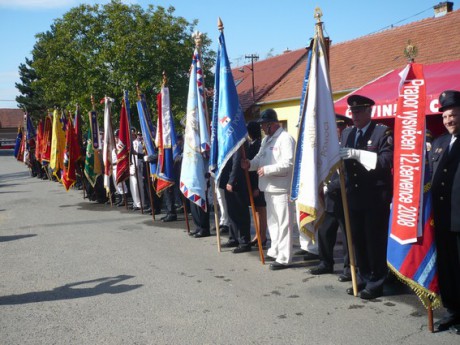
[390,63,426,244]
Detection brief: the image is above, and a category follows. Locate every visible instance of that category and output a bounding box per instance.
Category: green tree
[15,57,48,118]
[25,0,215,128]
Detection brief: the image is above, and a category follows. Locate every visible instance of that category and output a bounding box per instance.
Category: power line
[369,6,433,35]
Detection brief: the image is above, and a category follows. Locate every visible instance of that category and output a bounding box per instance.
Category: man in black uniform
[309,116,352,281]
[339,95,393,300]
[219,149,251,253]
[430,90,460,334]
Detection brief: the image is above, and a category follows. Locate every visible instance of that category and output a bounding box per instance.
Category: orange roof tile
[231,49,307,113]
[260,9,460,104]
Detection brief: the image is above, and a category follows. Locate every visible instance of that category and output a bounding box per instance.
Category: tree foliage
[15,57,48,118]
[19,0,215,129]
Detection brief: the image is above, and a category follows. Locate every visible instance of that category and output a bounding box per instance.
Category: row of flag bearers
[12,13,460,334]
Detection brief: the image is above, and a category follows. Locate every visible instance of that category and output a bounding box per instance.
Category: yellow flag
[49,109,67,180]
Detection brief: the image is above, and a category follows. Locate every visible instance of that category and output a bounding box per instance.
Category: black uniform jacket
[430,133,460,232]
[340,122,393,210]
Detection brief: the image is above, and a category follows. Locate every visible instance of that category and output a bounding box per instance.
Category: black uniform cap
[257,108,278,123]
[439,90,460,112]
[347,95,375,110]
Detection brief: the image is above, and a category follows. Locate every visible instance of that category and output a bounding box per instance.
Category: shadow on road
[0,234,37,242]
[0,275,142,305]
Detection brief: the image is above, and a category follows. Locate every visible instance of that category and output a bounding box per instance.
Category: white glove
[339,148,377,171]
[129,165,136,175]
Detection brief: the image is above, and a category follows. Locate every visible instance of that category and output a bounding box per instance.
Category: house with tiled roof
[234,2,460,137]
[0,109,23,148]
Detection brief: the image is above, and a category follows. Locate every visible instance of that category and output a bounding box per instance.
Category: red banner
[390,63,426,244]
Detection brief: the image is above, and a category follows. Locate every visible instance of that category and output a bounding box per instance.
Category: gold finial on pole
[162,71,168,87]
[90,94,95,110]
[404,40,418,62]
[314,7,323,23]
[217,17,224,32]
[192,31,202,48]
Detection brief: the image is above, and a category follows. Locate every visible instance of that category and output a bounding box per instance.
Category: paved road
[0,151,457,344]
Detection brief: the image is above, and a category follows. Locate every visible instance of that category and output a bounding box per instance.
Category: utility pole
[245,54,259,103]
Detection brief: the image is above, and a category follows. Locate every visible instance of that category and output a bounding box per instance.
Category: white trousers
[112,166,127,195]
[129,162,145,208]
[266,192,294,264]
[216,187,230,226]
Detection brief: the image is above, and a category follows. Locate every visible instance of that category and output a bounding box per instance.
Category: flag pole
[195,29,220,251]
[314,9,359,295]
[213,20,229,253]
[241,146,265,264]
[134,83,148,216]
[428,300,434,332]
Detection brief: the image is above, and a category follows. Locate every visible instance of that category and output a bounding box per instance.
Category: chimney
[434,1,454,17]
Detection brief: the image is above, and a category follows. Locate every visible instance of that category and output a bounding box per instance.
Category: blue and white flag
[136,93,157,178]
[290,23,340,236]
[180,47,211,210]
[209,30,247,183]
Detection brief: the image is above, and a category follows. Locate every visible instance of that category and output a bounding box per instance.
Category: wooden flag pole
[312,9,359,296]
[338,164,359,296]
[428,300,434,332]
[241,146,265,264]
[181,194,191,234]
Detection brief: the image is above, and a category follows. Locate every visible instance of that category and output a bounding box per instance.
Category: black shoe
[265,256,276,262]
[213,225,229,234]
[338,273,352,282]
[143,207,152,214]
[294,249,308,256]
[309,265,333,275]
[434,314,460,332]
[269,262,290,270]
[194,231,211,238]
[163,214,177,222]
[221,240,239,248]
[232,245,252,254]
[303,252,319,261]
[132,206,141,211]
[450,324,460,334]
[359,288,383,300]
[251,239,267,248]
[346,284,365,296]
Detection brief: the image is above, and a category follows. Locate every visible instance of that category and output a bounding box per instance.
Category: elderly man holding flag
[242,109,296,269]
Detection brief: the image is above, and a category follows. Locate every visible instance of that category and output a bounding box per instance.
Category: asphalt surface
[0,150,458,344]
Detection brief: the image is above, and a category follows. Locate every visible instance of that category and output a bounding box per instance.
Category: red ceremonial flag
[116,97,131,185]
[62,114,81,191]
[35,119,43,163]
[390,63,426,244]
[41,115,52,165]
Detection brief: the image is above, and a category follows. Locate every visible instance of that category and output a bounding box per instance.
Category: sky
[0,0,444,109]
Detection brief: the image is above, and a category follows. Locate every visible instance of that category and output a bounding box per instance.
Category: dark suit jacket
[340,122,393,210]
[430,133,460,232]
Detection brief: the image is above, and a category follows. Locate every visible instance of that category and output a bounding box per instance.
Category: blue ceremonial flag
[26,113,36,141]
[209,30,247,182]
[13,126,23,158]
[180,46,211,211]
[155,85,178,194]
[124,90,132,127]
[136,93,157,178]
